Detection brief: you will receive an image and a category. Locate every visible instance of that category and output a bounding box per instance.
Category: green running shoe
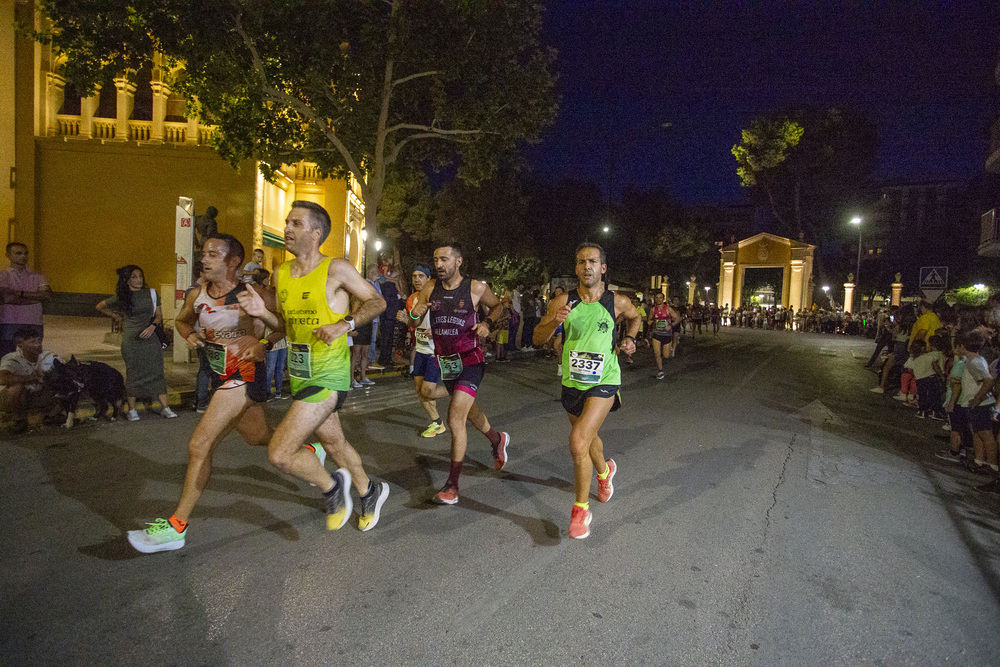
[127,518,186,554]
[420,421,446,438]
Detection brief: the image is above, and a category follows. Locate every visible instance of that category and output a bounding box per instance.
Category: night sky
[525,2,1000,205]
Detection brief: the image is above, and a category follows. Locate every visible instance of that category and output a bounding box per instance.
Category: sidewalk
[25,315,404,421]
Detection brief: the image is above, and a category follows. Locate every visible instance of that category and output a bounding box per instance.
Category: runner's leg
[567,397,614,504]
[268,394,343,492]
[446,389,476,466]
[235,402,270,446]
[651,339,662,371]
[173,386,253,521]
[415,376,440,421]
[314,411,371,495]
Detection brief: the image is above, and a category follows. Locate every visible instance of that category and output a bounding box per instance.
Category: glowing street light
[374,240,383,251]
[602,226,610,234]
[850,216,863,311]
[974,283,987,290]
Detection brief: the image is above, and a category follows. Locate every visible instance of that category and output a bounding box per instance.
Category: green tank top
[561,288,621,389]
[277,257,350,392]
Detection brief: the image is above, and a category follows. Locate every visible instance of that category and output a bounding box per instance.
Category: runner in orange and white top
[397,265,447,438]
[127,233,321,554]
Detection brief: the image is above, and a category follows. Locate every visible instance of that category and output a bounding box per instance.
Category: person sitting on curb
[0,326,60,432]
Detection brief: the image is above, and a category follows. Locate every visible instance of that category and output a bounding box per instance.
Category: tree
[732,107,877,243]
[36,0,558,260]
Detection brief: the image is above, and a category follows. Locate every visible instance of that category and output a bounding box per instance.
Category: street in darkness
[2,328,999,665]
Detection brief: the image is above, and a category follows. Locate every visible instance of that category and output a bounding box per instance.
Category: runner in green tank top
[533,242,641,540]
[238,201,391,533]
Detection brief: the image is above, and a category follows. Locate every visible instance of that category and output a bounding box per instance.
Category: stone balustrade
[51,113,215,146]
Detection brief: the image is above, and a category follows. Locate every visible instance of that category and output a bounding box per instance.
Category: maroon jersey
[429,277,484,366]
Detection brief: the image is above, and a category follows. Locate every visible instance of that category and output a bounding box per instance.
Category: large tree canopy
[36,0,558,256]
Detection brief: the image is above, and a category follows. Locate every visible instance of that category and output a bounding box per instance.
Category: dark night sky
[525,2,1000,205]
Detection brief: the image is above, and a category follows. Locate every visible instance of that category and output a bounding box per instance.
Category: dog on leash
[49,357,127,427]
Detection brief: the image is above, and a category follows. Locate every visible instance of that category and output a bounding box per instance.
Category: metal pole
[855,227,862,311]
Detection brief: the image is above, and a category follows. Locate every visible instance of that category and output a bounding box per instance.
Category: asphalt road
[2,327,999,665]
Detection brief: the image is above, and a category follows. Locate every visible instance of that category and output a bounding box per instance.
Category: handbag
[149,288,170,349]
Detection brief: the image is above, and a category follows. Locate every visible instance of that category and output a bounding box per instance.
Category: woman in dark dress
[96,265,175,420]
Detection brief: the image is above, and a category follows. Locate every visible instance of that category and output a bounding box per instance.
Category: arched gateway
[718,233,815,310]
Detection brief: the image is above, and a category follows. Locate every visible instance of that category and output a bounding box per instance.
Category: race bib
[438,353,463,381]
[655,319,669,331]
[416,328,432,345]
[204,341,228,376]
[569,350,604,384]
[289,343,312,380]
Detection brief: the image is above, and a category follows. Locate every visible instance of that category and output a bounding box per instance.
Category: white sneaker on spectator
[870,387,884,394]
[127,409,140,421]
[361,378,375,386]
[892,392,908,401]
[351,380,363,389]
[161,407,177,419]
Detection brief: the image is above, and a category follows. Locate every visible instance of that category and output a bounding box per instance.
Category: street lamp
[602,225,610,234]
[850,216,862,311]
[374,239,383,251]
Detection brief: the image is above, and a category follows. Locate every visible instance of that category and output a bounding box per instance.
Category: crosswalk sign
[919,266,948,302]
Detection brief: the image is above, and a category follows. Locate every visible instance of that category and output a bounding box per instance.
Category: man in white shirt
[0,327,58,432]
[241,248,265,283]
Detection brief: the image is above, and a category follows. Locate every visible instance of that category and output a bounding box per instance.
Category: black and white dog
[48,356,127,427]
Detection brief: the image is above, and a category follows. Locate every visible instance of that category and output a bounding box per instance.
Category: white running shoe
[127,409,140,421]
[351,380,363,389]
[870,387,884,394]
[162,407,177,418]
[361,378,375,386]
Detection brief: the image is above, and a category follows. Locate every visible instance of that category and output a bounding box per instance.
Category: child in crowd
[909,337,945,419]
[937,334,969,463]
[898,349,920,407]
[956,331,998,484]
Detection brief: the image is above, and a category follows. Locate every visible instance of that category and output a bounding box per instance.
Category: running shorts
[292,386,349,411]
[211,360,269,404]
[949,406,969,433]
[561,384,622,417]
[443,362,485,398]
[413,351,441,384]
[354,322,374,346]
[652,333,673,344]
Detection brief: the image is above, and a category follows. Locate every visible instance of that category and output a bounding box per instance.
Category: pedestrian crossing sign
[919,266,947,302]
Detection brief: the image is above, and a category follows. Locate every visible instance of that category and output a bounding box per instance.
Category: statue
[847,272,854,283]
[194,206,218,253]
[895,272,902,283]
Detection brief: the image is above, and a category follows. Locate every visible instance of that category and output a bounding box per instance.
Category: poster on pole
[175,197,194,362]
[919,266,947,303]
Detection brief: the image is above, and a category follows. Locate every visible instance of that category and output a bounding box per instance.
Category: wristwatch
[260,338,274,351]
[344,316,356,332]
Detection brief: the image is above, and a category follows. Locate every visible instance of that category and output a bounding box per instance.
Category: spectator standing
[909,300,941,353]
[254,269,287,400]
[366,265,383,370]
[0,242,51,358]
[241,248,264,283]
[0,327,60,432]
[378,267,402,367]
[95,265,175,420]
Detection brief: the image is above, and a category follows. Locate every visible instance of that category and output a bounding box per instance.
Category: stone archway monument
[718,232,815,310]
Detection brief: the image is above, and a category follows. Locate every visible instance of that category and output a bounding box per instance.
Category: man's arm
[237,272,283,331]
[407,280,436,320]
[614,292,641,355]
[533,293,570,346]
[309,259,385,345]
[0,368,39,386]
[472,281,502,338]
[970,361,995,406]
[1,285,52,305]
[174,287,206,349]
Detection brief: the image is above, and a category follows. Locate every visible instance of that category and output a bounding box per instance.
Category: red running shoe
[597,458,616,502]
[433,484,459,505]
[568,505,592,539]
[493,432,510,470]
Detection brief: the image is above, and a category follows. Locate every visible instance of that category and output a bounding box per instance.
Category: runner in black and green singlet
[534,242,640,540]
[239,201,391,533]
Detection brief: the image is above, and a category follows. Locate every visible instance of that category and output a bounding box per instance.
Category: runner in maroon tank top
[408,242,511,505]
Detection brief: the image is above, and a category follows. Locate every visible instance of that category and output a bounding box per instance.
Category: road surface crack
[764,433,796,537]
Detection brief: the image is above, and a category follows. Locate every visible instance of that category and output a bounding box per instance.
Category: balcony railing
[51,113,215,146]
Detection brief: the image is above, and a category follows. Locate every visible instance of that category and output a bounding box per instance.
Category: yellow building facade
[717,233,815,311]
[4,2,365,314]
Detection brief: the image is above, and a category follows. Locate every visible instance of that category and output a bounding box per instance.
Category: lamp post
[850,216,862,311]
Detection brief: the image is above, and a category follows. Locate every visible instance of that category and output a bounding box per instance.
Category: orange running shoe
[433,483,459,505]
[597,458,616,502]
[568,504,592,539]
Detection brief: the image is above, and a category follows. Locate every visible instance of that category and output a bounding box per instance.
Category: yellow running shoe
[420,420,446,438]
[357,479,390,531]
[324,468,353,530]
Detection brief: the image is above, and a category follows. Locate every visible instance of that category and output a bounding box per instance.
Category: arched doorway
[718,233,815,311]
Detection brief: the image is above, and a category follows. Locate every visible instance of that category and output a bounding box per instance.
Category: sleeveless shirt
[561,288,621,389]
[429,277,483,366]
[194,283,265,382]
[277,257,350,392]
[650,304,673,335]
